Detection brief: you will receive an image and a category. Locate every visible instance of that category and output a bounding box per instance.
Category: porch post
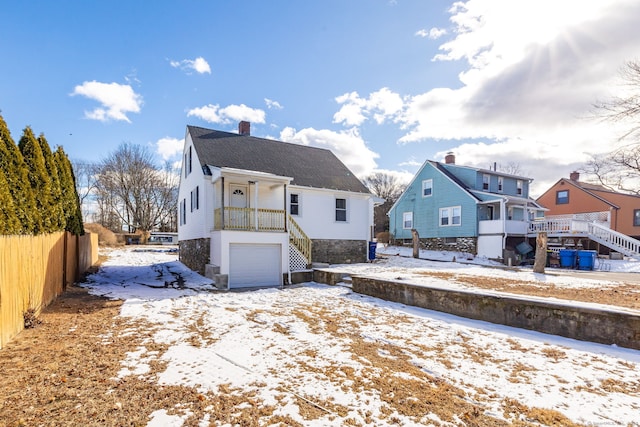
[284,184,288,232]
[254,181,259,231]
[221,177,225,230]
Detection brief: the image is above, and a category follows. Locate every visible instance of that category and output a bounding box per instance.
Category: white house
[178,122,377,289]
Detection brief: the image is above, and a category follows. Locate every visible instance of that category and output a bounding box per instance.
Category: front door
[229,185,248,228]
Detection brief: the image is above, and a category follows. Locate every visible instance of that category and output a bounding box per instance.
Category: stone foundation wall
[312,239,367,264]
[179,238,210,275]
[393,236,477,255]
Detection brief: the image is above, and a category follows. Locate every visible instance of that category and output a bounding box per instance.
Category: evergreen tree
[0,115,36,234]
[54,146,84,235]
[38,134,65,230]
[0,153,21,234]
[18,126,50,234]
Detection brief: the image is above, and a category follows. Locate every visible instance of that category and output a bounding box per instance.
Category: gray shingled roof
[187,125,370,194]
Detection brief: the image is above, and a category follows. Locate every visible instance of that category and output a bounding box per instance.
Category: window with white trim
[403,212,413,229]
[556,190,569,204]
[516,180,523,195]
[440,206,461,226]
[335,198,347,222]
[482,174,490,190]
[497,176,503,192]
[190,186,200,212]
[290,193,300,216]
[180,199,186,225]
[422,179,433,197]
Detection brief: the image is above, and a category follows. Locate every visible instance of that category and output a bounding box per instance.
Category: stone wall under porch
[179,237,210,276]
[312,239,367,264]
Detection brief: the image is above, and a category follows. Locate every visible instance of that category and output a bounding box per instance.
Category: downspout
[501,198,507,253]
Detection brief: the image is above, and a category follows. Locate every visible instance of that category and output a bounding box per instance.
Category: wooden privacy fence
[0,231,98,349]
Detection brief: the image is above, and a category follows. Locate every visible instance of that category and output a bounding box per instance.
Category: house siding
[389,163,477,241]
[289,186,372,241]
[178,133,212,242]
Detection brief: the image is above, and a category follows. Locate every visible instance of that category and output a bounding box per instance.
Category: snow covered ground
[82,246,640,426]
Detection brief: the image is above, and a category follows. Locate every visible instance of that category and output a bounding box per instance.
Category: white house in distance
[177,122,377,289]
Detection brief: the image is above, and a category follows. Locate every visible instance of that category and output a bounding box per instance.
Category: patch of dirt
[420,271,640,310]
[3,264,634,425]
[0,286,279,427]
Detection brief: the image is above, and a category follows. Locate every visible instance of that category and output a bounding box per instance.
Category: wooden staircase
[529,218,640,259]
[287,215,312,270]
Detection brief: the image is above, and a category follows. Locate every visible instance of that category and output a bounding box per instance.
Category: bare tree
[362,172,405,202]
[71,160,98,220]
[362,172,406,234]
[584,60,640,194]
[95,143,179,237]
[497,161,523,176]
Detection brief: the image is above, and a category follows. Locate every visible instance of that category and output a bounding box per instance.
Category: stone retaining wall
[351,276,640,350]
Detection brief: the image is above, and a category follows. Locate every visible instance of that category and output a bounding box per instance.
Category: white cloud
[390,0,640,192]
[156,136,183,161]
[265,98,283,109]
[279,127,378,177]
[170,56,211,74]
[416,28,447,39]
[187,103,266,124]
[333,88,405,127]
[70,81,142,123]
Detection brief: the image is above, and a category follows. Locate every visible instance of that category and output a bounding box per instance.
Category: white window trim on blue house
[439,206,461,226]
[482,174,490,191]
[422,179,433,197]
[403,212,413,229]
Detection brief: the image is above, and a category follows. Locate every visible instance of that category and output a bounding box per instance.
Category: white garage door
[229,244,282,288]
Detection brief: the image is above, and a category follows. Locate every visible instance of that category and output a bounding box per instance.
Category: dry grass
[5,262,638,425]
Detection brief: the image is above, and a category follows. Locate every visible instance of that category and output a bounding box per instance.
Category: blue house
[388,153,545,261]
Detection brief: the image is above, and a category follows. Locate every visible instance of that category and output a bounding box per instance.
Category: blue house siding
[440,164,530,198]
[389,163,478,240]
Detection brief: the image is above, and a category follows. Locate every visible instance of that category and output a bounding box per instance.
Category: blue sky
[2,0,639,196]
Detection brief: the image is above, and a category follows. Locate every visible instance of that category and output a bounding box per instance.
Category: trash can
[558,249,577,268]
[368,241,377,261]
[577,250,597,271]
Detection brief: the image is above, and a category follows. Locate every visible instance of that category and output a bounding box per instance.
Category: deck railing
[528,217,640,258]
[288,214,312,264]
[214,207,286,231]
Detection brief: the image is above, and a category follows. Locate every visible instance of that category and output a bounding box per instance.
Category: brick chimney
[569,171,579,181]
[444,152,455,164]
[239,121,250,136]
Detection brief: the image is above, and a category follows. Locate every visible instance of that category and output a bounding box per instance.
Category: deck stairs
[288,215,312,270]
[529,217,640,259]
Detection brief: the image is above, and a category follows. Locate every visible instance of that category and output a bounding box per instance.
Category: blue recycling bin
[558,249,577,268]
[368,241,377,261]
[577,250,597,271]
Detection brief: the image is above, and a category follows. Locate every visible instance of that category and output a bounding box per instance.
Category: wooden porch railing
[214,207,286,231]
[212,208,313,266]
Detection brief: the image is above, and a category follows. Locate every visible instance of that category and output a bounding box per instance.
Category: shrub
[376,231,390,243]
[84,223,120,246]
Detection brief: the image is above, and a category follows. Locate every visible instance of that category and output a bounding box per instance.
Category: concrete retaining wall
[352,276,640,350]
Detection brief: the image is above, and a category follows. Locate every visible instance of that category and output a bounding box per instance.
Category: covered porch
[211,167,291,232]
